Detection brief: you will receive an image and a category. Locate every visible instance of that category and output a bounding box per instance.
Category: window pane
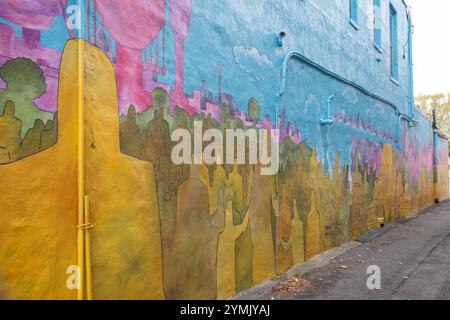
[374,0,381,47]
[350,0,358,22]
[390,4,398,79]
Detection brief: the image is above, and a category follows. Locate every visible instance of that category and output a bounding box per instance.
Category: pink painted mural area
[0,0,68,113]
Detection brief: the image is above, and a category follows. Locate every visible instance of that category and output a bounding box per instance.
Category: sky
[408,0,450,95]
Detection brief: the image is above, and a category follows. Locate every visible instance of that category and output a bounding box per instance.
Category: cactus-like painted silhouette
[217,188,250,300]
[168,164,225,299]
[0,101,20,162]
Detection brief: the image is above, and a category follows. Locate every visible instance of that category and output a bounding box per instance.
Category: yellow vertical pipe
[76,39,85,301]
[84,196,93,300]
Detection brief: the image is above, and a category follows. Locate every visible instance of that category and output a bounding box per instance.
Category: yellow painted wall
[81,42,165,299]
[0,41,80,300]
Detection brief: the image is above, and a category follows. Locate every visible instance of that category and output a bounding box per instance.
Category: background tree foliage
[416,93,450,135]
[0,57,52,137]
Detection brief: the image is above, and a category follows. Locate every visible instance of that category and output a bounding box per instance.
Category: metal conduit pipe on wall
[406,6,416,120]
[276,51,418,135]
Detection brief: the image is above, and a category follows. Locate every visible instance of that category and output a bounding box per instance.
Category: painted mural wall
[0,0,79,300]
[0,0,448,300]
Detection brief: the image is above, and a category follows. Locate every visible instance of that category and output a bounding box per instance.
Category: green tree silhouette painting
[0,57,53,137]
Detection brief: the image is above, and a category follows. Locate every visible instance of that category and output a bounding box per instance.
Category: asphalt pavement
[234,201,450,300]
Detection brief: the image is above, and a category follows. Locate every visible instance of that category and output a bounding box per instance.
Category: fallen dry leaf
[274,276,311,295]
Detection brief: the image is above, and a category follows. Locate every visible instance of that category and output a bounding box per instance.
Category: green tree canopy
[247,98,261,123]
[152,87,170,111]
[416,93,450,135]
[0,57,47,99]
[0,58,52,137]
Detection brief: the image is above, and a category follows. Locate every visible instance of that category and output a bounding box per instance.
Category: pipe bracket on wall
[320,94,335,126]
[277,31,286,47]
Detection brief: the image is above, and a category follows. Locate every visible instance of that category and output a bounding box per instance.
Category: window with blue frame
[349,0,358,28]
[389,3,398,80]
[373,0,382,51]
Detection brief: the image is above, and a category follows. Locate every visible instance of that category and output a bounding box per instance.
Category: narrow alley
[236,201,450,300]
